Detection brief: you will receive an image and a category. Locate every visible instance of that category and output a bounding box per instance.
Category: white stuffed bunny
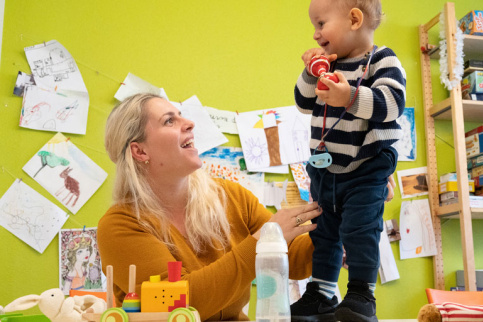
[3,288,106,322]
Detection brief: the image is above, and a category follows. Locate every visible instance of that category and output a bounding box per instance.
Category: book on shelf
[468,154,483,169]
[450,286,483,291]
[456,269,483,289]
[439,172,471,184]
[466,132,483,158]
[439,180,475,194]
[459,10,483,36]
[465,125,483,137]
[461,71,483,100]
[472,165,483,178]
[440,191,458,202]
[464,59,483,75]
[473,175,483,188]
[440,196,483,207]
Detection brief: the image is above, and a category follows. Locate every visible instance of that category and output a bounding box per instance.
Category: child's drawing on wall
[393,107,416,161]
[59,227,103,295]
[23,132,108,214]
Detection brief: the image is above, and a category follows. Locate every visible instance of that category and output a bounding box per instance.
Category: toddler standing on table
[291,0,406,321]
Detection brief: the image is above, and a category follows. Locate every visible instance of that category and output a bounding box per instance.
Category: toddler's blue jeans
[307,147,397,283]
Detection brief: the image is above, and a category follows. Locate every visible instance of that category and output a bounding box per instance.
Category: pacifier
[308,153,332,168]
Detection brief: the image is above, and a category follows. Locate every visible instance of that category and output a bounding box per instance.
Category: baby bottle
[255,222,290,322]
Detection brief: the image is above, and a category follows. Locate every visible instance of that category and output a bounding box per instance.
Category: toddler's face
[309,0,354,58]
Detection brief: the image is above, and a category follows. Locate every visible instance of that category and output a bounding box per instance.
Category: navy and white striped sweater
[295,46,406,173]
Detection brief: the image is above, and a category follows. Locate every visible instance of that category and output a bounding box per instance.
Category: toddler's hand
[302,48,337,74]
[385,174,396,202]
[315,71,351,107]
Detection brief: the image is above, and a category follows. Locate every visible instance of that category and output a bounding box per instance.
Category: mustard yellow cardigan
[97,178,313,321]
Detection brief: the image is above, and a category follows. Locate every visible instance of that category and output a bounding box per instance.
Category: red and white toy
[317,72,340,90]
[307,55,339,91]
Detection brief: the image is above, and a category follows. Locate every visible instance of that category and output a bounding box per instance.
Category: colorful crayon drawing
[20,85,89,134]
[22,40,90,135]
[56,167,80,207]
[20,100,51,126]
[397,167,429,199]
[200,147,265,202]
[393,107,416,161]
[399,199,437,259]
[0,179,68,254]
[236,106,311,172]
[254,110,282,167]
[59,227,104,295]
[290,162,311,202]
[23,132,108,214]
[56,100,79,121]
[33,151,70,178]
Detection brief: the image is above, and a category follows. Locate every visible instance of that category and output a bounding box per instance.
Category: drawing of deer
[55,167,80,207]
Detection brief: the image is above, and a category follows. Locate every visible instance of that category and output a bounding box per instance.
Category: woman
[98,93,321,321]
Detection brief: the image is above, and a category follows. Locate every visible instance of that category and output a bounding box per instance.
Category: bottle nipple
[256,222,287,253]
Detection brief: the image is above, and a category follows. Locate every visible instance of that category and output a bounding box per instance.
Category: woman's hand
[385,174,396,202]
[253,202,321,244]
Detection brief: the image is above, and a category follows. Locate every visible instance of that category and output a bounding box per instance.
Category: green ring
[168,307,196,322]
[100,307,129,322]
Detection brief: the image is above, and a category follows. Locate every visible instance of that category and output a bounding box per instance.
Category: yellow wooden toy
[82,263,199,322]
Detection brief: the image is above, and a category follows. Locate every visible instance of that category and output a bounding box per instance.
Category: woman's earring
[145,160,149,165]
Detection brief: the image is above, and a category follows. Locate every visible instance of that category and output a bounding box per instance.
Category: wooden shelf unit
[430,98,483,121]
[428,34,483,60]
[419,2,481,292]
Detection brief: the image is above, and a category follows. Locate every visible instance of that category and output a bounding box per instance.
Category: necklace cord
[314,47,376,152]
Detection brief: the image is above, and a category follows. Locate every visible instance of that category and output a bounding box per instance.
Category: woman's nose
[183,118,195,131]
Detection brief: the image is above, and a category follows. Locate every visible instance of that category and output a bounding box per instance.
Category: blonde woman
[98,93,321,321]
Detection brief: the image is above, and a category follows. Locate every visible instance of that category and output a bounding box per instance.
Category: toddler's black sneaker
[291,281,338,322]
[334,280,378,322]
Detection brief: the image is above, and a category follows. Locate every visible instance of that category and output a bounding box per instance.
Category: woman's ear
[349,8,364,30]
[130,142,149,163]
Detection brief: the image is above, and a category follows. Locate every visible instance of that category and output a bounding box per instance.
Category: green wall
[0,0,482,319]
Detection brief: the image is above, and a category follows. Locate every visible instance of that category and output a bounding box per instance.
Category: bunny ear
[4,294,41,312]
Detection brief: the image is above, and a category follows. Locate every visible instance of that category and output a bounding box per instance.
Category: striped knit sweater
[295,46,406,173]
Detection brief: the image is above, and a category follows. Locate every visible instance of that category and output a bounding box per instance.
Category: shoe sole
[292,313,336,322]
[334,307,378,322]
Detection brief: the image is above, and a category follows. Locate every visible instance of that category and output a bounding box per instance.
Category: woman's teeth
[181,139,194,148]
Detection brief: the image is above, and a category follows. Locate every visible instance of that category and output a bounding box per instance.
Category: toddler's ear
[349,8,364,30]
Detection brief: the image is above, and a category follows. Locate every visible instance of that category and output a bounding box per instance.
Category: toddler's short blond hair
[339,0,383,30]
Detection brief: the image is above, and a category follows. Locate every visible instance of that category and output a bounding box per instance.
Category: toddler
[291,0,406,321]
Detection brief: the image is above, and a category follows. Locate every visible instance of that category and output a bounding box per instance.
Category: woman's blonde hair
[340,0,383,30]
[105,93,230,254]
